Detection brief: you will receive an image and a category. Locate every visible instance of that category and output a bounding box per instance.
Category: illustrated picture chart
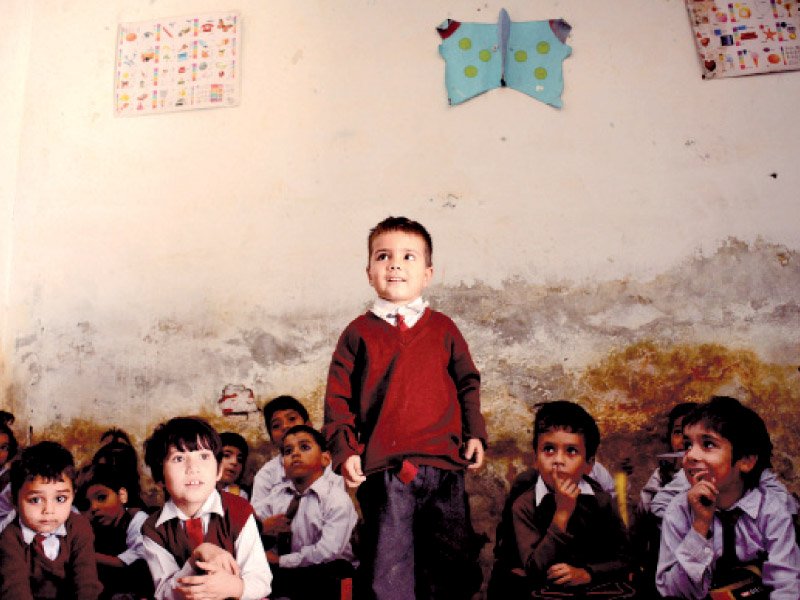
[115,11,240,116]
[686,0,800,78]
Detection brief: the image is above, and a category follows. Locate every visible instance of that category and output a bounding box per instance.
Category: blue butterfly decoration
[437,9,572,107]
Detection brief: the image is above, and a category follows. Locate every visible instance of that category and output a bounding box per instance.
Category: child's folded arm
[142,535,196,600]
[759,499,800,599]
[278,498,357,569]
[118,509,148,564]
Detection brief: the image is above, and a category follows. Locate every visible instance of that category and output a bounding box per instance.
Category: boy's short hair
[74,463,129,511]
[281,424,328,453]
[533,401,601,461]
[368,216,433,267]
[144,417,222,483]
[262,395,310,429]
[0,421,19,461]
[220,431,250,464]
[681,396,772,488]
[10,441,76,504]
[666,402,698,439]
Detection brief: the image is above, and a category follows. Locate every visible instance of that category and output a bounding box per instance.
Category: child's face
[366,230,433,306]
[219,445,244,486]
[17,475,74,534]
[534,429,592,490]
[162,443,221,517]
[669,416,687,453]
[268,409,307,445]
[682,422,753,496]
[0,433,9,468]
[85,483,127,527]
[282,432,330,489]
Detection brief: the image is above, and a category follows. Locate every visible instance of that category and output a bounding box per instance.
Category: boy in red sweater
[323,216,488,600]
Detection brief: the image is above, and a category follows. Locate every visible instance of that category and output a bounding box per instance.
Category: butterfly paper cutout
[437,9,572,107]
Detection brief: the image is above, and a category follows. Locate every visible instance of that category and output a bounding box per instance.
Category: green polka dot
[478,49,491,62]
[537,41,550,54]
[534,67,548,80]
[458,37,472,50]
[464,65,478,78]
[514,50,528,62]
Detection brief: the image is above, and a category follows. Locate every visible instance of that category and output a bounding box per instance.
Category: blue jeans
[356,465,482,600]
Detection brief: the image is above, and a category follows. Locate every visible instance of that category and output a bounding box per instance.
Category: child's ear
[736,454,758,474]
[582,456,595,476]
[118,487,129,505]
[321,451,332,468]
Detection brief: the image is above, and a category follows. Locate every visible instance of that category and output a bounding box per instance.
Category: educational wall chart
[115,12,240,116]
[437,9,572,108]
[685,0,800,78]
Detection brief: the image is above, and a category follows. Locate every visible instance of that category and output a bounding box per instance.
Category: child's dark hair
[144,417,222,483]
[0,410,15,428]
[281,424,328,453]
[0,421,19,462]
[74,463,130,512]
[681,396,772,489]
[220,431,250,465]
[262,395,310,430]
[368,216,433,267]
[533,401,601,460]
[666,402,698,438]
[100,427,133,447]
[10,441,76,504]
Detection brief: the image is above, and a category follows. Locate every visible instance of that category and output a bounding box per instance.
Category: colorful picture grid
[115,11,241,116]
[686,0,800,78]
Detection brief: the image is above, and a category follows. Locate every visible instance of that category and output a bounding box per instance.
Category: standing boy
[0,441,102,599]
[656,396,800,599]
[506,401,630,598]
[141,416,271,600]
[261,424,357,599]
[323,216,488,599]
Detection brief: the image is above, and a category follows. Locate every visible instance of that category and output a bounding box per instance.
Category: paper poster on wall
[115,12,240,116]
[685,0,800,78]
[437,9,572,108]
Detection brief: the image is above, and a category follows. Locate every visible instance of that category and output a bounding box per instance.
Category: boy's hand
[190,543,239,576]
[266,549,281,564]
[176,567,244,600]
[688,474,717,536]
[547,563,591,586]
[551,467,580,531]
[261,514,292,536]
[342,455,366,488]
[463,438,484,470]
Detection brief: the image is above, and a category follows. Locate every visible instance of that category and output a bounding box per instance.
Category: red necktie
[34,533,47,556]
[396,313,408,332]
[185,517,204,549]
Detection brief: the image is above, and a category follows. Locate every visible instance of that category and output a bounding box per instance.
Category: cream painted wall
[3,0,800,433]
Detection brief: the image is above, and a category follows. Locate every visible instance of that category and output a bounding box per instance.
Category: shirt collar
[155,489,224,527]
[534,474,595,506]
[725,486,762,520]
[371,297,428,322]
[20,520,67,544]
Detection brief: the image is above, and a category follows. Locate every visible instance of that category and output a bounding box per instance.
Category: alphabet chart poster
[115,12,240,116]
[686,0,800,78]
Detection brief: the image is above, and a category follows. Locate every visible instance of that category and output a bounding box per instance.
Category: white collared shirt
[21,520,67,560]
[142,490,271,600]
[371,296,428,328]
[534,475,595,507]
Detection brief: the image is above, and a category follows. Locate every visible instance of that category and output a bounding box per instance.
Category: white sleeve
[234,515,272,600]
[142,535,196,600]
[118,510,148,565]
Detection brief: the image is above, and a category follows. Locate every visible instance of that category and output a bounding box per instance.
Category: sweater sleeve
[447,320,487,444]
[0,525,35,600]
[512,491,568,585]
[68,513,103,600]
[323,322,365,472]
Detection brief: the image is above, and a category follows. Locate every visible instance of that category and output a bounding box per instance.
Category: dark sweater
[0,512,102,600]
[323,309,487,474]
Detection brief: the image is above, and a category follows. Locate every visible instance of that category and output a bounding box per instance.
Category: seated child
[493,400,631,599]
[0,418,20,528]
[251,395,342,534]
[0,441,102,599]
[656,396,800,599]
[218,432,250,500]
[92,428,147,510]
[75,463,154,600]
[259,424,357,600]
[141,416,271,600]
